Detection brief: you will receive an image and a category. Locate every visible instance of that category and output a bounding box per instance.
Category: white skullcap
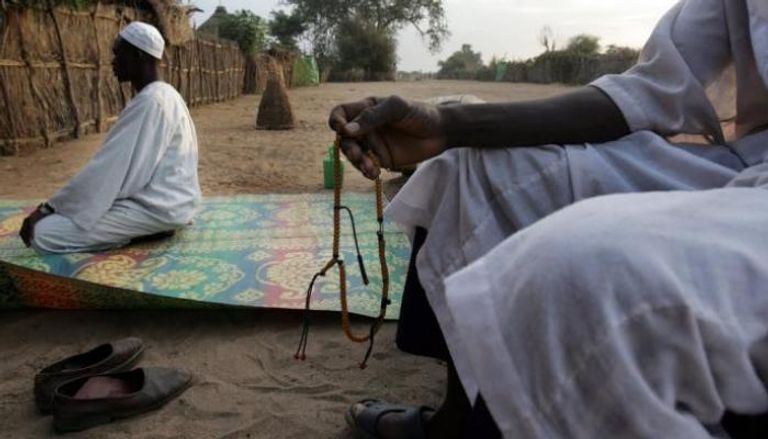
[119,22,165,60]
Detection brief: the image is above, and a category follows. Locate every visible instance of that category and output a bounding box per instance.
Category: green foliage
[269,10,305,50]
[498,42,638,85]
[351,0,448,52]
[598,44,640,76]
[285,0,448,72]
[604,44,640,59]
[332,17,396,81]
[530,50,591,83]
[475,55,506,81]
[219,10,268,55]
[565,34,600,55]
[437,44,483,79]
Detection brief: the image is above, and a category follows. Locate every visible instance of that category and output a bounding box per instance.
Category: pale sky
[191,0,679,72]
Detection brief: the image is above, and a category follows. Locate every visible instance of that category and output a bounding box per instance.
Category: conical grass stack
[255,77,295,130]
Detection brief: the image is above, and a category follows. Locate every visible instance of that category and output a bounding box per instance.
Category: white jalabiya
[445,187,768,438]
[33,81,200,253]
[385,0,768,436]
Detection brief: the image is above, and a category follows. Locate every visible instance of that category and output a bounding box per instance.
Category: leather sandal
[34,337,144,414]
[345,399,435,439]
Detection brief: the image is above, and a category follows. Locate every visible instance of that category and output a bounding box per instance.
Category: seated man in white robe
[332,0,768,437]
[19,22,201,254]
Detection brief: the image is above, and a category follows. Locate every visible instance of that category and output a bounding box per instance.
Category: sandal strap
[353,399,435,439]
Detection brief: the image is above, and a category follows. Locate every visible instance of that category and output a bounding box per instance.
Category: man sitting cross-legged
[19,21,201,254]
[332,0,768,437]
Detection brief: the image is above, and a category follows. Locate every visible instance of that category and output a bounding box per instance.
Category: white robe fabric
[385,0,768,436]
[445,188,768,438]
[33,81,200,253]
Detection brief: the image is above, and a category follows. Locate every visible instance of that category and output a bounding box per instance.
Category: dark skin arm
[328,86,629,179]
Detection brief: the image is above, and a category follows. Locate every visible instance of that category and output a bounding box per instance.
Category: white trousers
[32,203,177,254]
[386,128,768,438]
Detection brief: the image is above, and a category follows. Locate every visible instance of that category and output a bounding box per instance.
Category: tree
[604,44,640,59]
[477,55,507,81]
[538,25,555,53]
[269,10,306,50]
[285,0,449,68]
[565,34,600,56]
[219,10,269,55]
[214,10,269,94]
[334,17,397,81]
[437,44,484,79]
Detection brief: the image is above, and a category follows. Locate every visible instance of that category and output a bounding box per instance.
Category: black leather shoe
[34,337,144,414]
[52,367,193,433]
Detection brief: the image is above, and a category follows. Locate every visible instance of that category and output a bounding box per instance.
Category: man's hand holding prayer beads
[328,95,448,179]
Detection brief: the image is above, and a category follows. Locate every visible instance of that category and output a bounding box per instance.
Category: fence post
[91,2,105,132]
[214,42,219,101]
[116,9,128,109]
[0,69,17,154]
[185,42,191,102]
[50,3,83,139]
[198,38,205,104]
[190,37,197,106]
[15,8,52,147]
[176,46,182,96]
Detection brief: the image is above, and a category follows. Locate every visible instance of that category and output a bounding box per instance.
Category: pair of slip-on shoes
[34,337,192,433]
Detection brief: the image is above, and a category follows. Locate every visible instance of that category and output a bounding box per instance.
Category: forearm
[438,86,630,148]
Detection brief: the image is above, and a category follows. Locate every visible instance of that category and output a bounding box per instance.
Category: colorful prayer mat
[0,194,411,318]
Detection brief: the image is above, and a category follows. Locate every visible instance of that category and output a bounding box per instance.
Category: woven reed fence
[0,4,244,155]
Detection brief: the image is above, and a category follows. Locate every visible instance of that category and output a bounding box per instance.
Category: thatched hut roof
[196,5,228,39]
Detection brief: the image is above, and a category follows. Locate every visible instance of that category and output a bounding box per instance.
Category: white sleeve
[591,0,730,141]
[48,95,173,230]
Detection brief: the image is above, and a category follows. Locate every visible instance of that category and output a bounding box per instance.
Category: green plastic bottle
[323,144,344,189]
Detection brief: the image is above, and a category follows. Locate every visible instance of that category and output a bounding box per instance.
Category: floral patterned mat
[0,194,411,318]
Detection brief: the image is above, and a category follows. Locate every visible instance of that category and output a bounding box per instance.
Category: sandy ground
[0,80,571,438]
